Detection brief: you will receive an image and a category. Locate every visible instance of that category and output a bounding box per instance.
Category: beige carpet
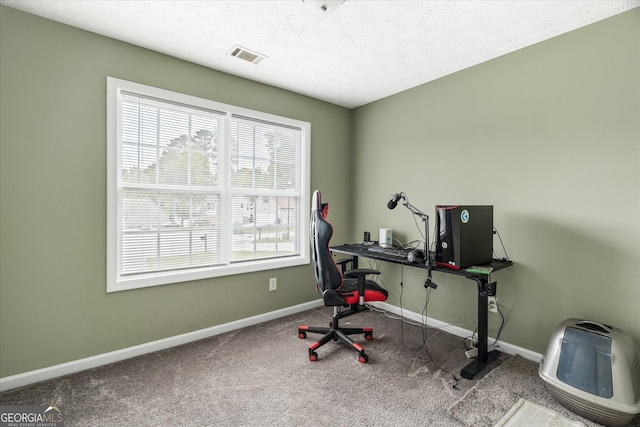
[2,308,638,426]
[0,308,502,426]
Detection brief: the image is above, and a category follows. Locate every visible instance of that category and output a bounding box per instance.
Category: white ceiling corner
[2,0,639,108]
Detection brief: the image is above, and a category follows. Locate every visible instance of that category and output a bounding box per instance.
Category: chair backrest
[310,190,342,295]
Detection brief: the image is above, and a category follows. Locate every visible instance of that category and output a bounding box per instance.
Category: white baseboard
[1,299,540,392]
[370,301,543,363]
[0,299,323,392]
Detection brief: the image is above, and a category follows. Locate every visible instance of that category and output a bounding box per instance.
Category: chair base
[298,306,373,363]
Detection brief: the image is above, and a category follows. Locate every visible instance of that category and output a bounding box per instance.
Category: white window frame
[107,77,310,292]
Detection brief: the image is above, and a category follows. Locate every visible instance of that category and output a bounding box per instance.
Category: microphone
[387,193,403,210]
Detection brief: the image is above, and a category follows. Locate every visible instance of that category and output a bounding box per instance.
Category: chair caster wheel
[309,351,318,362]
[364,332,373,341]
[359,353,369,364]
[298,331,307,339]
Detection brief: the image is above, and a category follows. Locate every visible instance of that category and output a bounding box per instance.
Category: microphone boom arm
[397,196,436,287]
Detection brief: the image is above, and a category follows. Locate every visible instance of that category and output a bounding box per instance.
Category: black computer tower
[435,205,493,269]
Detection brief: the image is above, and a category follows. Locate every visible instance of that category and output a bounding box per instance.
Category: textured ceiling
[2,0,639,108]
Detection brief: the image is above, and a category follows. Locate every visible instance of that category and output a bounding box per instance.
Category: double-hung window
[107,77,310,292]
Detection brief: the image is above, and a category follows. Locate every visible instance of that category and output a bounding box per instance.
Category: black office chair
[298,190,388,363]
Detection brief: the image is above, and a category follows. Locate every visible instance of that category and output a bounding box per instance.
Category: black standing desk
[330,243,513,379]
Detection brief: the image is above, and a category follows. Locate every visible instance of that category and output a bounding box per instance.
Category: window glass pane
[271,129,300,191]
[230,195,299,262]
[121,101,160,184]
[230,118,300,191]
[121,96,220,188]
[159,109,190,148]
[121,189,221,275]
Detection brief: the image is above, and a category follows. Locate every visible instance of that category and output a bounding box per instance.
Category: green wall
[351,9,640,353]
[0,6,352,377]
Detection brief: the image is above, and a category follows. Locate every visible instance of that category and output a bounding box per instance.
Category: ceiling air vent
[228,45,266,64]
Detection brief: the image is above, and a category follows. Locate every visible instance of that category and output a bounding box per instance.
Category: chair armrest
[344,269,380,306]
[343,269,380,278]
[336,258,353,274]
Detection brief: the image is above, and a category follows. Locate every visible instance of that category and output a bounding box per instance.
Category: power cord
[461,295,505,352]
[463,329,479,351]
[391,237,422,251]
[398,274,429,351]
[420,287,460,388]
[365,256,485,388]
[493,226,511,261]
[492,295,505,345]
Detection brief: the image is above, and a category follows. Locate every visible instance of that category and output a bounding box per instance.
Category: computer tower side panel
[459,206,493,268]
[435,205,493,269]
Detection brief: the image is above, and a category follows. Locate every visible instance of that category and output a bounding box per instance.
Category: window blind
[119,93,223,276]
[228,116,301,262]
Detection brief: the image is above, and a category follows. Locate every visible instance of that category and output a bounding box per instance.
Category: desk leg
[461,278,500,379]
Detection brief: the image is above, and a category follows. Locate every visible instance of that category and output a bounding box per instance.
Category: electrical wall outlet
[487,296,498,313]
[269,277,277,291]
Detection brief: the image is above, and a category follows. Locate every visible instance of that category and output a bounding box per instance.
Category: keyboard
[367,246,411,259]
